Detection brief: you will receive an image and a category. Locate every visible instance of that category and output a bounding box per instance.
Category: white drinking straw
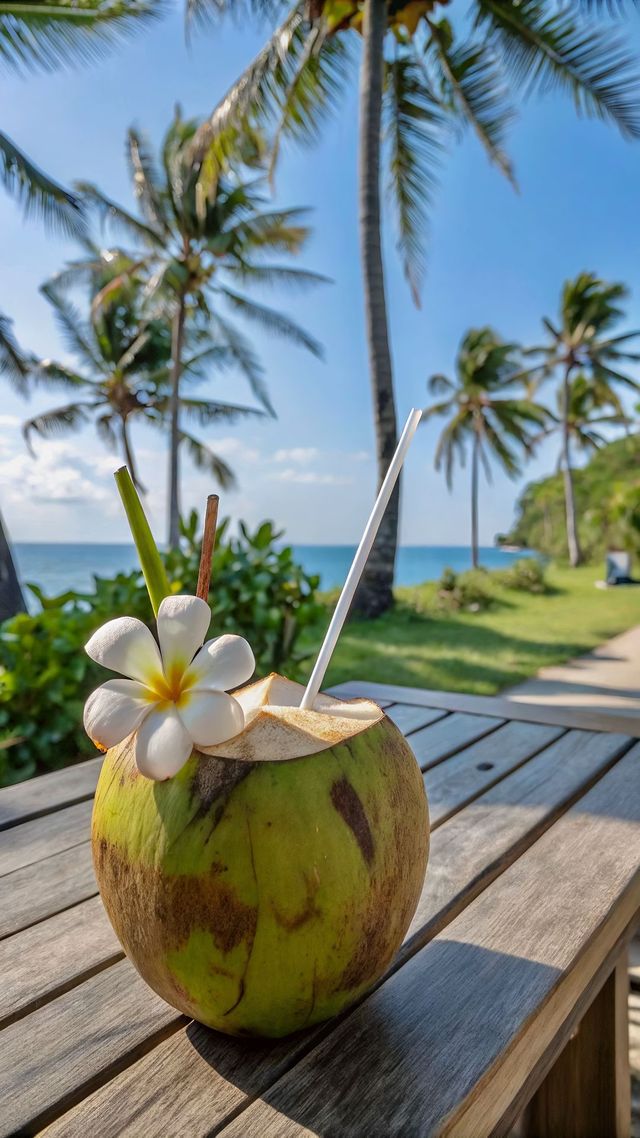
[300,407,423,710]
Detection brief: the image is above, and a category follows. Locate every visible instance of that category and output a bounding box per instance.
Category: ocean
[13,542,532,602]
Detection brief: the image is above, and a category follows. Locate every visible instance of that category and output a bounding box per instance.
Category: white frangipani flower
[83,595,254,781]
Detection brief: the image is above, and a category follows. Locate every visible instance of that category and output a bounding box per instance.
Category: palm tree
[524,272,640,566]
[76,112,326,545]
[191,0,640,615]
[24,252,264,492]
[0,316,28,617]
[423,327,548,568]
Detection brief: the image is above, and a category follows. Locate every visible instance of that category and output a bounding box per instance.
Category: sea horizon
[13,541,533,602]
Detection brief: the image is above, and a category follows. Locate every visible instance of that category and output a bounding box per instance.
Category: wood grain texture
[522,953,631,1138]
[0,896,120,1027]
[425,720,564,827]
[0,757,101,831]
[0,842,96,938]
[410,712,505,771]
[0,799,92,877]
[0,959,183,1137]
[216,745,640,1138]
[385,705,448,735]
[41,731,630,1138]
[406,728,632,952]
[331,681,640,737]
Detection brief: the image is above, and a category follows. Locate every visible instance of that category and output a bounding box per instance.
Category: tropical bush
[497,558,549,595]
[0,516,321,785]
[434,567,494,613]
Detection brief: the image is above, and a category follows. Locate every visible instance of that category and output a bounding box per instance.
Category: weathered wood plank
[385,705,448,736]
[0,959,183,1137]
[42,729,631,1138]
[331,680,640,737]
[425,720,565,827]
[522,952,631,1138]
[0,896,120,1027]
[0,798,92,877]
[406,728,631,952]
[410,711,505,771]
[216,745,640,1138]
[0,757,101,832]
[0,843,96,939]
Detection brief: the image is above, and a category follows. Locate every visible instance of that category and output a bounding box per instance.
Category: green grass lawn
[306,565,640,695]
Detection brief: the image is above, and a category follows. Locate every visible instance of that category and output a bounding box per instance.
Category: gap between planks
[26,730,635,1138]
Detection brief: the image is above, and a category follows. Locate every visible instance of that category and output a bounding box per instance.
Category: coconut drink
[86,414,429,1038]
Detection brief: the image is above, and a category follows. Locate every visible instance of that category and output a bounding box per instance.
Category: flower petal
[83,679,155,750]
[157,595,211,677]
[177,689,245,747]
[85,617,163,685]
[135,705,194,781]
[189,635,255,693]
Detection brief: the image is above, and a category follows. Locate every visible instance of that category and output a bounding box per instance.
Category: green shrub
[434,567,493,613]
[498,557,549,594]
[0,515,321,785]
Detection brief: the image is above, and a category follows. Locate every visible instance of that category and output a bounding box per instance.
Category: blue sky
[1,10,640,547]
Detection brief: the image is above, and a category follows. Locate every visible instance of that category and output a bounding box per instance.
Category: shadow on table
[184,941,560,1135]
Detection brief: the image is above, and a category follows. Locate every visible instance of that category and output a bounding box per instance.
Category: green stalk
[114,467,170,616]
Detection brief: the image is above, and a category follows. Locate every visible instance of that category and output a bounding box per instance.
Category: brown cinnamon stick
[196,494,219,602]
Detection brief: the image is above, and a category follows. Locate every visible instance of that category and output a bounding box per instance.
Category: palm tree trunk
[352,0,399,619]
[168,292,187,549]
[561,363,583,567]
[471,430,479,570]
[120,416,143,494]
[0,508,25,622]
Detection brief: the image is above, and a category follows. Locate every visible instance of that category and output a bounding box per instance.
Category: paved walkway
[504,624,640,721]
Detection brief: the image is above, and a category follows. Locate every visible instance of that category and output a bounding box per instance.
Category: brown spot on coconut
[91,674,429,1037]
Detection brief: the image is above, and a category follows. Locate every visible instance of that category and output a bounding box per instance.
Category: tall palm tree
[423,327,548,568]
[191,0,640,615]
[76,112,326,545]
[525,272,640,566]
[24,253,264,492]
[0,316,28,617]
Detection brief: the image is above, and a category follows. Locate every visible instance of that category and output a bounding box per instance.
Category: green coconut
[92,674,429,1038]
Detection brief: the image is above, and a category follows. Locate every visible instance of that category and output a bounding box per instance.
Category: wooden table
[1,681,639,1137]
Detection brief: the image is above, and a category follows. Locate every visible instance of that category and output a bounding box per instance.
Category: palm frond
[224,262,331,290]
[476,0,640,139]
[193,7,352,172]
[127,127,171,235]
[0,311,30,394]
[167,396,265,427]
[40,282,102,369]
[0,130,84,237]
[95,412,119,450]
[30,359,94,390]
[427,372,456,396]
[220,287,323,357]
[23,401,93,452]
[0,0,160,77]
[180,430,236,487]
[76,180,164,248]
[210,311,275,415]
[425,22,515,185]
[384,53,443,305]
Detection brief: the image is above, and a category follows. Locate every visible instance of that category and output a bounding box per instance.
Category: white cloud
[271,468,352,486]
[212,437,260,463]
[274,446,320,465]
[0,440,110,504]
[0,414,21,429]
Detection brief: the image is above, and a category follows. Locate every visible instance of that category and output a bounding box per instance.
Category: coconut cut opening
[199,673,384,762]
